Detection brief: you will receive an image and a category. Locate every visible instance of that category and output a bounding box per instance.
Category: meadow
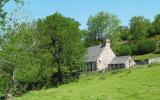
[132,53,160,60]
[13,64,160,100]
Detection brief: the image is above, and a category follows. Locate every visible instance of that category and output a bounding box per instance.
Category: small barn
[108,56,136,70]
[86,39,116,71]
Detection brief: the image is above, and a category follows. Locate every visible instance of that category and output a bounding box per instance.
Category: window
[87,62,97,71]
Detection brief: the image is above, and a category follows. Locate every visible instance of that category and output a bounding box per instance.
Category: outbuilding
[108,56,136,70]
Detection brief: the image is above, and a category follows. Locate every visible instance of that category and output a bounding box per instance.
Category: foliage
[153,35,160,41]
[131,39,156,55]
[119,26,130,40]
[113,16,157,56]
[36,12,86,84]
[13,64,160,100]
[0,23,52,96]
[130,16,151,40]
[85,11,120,47]
[150,14,160,36]
[0,75,8,95]
[0,11,86,96]
[0,0,23,30]
[113,44,132,56]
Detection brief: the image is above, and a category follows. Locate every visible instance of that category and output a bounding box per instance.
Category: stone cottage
[86,39,135,71]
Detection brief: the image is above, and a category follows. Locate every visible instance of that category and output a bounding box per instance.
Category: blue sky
[4,0,160,29]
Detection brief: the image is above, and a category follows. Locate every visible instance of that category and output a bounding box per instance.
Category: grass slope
[132,53,160,60]
[14,64,160,100]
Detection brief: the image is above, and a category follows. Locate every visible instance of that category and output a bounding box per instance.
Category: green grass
[13,64,160,100]
[132,53,160,60]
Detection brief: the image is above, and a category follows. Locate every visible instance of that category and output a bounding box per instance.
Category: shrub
[113,44,132,56]
[154,35,160,41]
[131,39,156,55]
[120,32,130,40]
[135,39,156,54]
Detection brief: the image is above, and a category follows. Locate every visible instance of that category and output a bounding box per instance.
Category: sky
[4,0,160,29]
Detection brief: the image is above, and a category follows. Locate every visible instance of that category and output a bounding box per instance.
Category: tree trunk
[57,66,63,83]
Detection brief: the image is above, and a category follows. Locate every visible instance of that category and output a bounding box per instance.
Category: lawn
[13,64,160,100]
[132,53,160,60]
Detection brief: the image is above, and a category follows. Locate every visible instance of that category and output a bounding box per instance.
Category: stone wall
[96,44,116,70]
[134,59,149,65]
[149,57,160,64]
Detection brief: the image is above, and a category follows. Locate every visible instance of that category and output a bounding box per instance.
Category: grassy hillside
[132,53,160,60]
[13,64,160,100]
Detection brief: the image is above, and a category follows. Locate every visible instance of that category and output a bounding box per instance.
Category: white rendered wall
[125,57,136,68]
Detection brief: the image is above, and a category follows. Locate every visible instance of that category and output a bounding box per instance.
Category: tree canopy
[85,11,120,47]
[0,12,86,96]
[36,13,86,83]
[130,16,151,40]
[150,14,160,36]
[0,0,23,29]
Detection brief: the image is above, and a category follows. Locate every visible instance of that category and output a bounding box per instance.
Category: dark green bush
[120,32,130,41]
[131,39,156,55]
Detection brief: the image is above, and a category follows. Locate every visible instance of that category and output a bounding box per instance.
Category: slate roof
[109,56,130,64]
[86,44,105,62]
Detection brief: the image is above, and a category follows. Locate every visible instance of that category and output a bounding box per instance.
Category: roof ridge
[87,44,103,48]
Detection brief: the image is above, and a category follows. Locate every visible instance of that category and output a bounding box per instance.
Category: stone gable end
[97,45,116,70]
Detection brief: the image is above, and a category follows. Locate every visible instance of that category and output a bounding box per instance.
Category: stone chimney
[105,39,111,47]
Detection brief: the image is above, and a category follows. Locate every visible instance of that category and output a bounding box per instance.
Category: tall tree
[129,16,151,40]
[37,12,86,84]
[0,0,23,29]
[0,0,24,95]
[150,14,160,36]
[86,11,120,46]
[0,23,52,95]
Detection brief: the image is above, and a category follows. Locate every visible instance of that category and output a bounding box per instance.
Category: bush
[120,32,130,40]
[132,39,156,55]
[113,44,132,56]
